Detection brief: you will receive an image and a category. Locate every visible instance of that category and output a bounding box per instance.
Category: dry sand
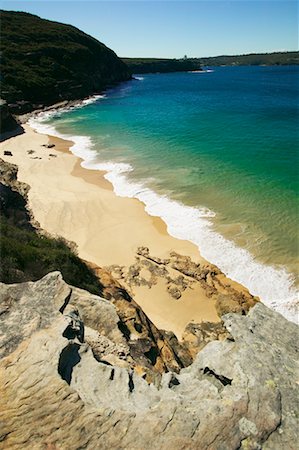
[0,125,222,337]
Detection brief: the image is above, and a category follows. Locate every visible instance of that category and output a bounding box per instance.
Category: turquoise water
[31,65,299,320]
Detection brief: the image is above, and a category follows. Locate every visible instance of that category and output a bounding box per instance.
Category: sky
[1,1,298,58]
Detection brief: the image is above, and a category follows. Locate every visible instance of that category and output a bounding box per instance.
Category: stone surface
[87,263,192,379]
[0,158,30,199]
[182,320,229,358]
[0,272,192,383]
[0,273,298,449]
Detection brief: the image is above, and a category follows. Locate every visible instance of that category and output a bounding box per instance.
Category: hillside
[122,57,202,74]
[123,52,298,74]
[201,51,299,66]
[0,10,131,114]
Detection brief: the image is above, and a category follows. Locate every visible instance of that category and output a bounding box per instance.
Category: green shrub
[0,216,103,295]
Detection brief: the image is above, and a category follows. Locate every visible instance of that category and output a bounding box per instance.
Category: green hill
[122,52,298,74]
[200,51,299,66]
[0,10,131,114]
[122,57,202,74]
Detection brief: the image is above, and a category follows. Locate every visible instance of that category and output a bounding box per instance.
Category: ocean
[29,65,299,321]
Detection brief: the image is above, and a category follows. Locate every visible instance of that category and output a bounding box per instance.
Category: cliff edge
[0,272,298,449]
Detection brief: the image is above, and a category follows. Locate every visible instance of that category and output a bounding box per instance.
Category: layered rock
[0,272,192,384]
[88,263,194,376]
[0,158,30,201]
[0,273,298,449]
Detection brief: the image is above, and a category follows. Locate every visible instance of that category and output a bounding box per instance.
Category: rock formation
[0,272,298,449]
[107,246,259,317]
[0,100,24,137]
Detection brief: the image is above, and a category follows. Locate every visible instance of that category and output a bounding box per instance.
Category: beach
[23,68,298,325]
[0,123,261,338]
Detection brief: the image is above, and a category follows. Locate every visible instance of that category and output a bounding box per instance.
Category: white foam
[28,94,104,161]
[29,94,104,124]
[28,103,299,325]
[134,76,144,81]
[188,69,214,74]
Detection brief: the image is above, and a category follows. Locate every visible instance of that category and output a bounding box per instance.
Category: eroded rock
[0,275,298,449]
[182,320,229,358]
[106,248,259,318]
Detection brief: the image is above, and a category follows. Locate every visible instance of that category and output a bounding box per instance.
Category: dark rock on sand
[0,100,24,138]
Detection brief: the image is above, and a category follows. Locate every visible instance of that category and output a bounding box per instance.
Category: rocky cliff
[0,10,131,114]
[0,272,298,449]
[0,100,23,137]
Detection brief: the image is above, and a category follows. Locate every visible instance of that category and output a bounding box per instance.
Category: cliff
[0,10,131,114]
[0,272,298,449]
[0,100,23,137]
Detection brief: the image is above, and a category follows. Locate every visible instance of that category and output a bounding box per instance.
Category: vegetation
[122,57,201,74]
[0,182,103,295]
[0,10,131,113]
[123,52,298,74]
[200,51,299,67]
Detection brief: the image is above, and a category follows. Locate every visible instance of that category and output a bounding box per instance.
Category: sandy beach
[0,124,255,338]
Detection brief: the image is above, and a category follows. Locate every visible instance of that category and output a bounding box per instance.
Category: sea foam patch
[28,94,104,161]
[28,99,299,324]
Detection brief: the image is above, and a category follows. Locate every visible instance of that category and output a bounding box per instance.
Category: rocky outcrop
[0,272,192,384]
[181,320,229,358]
[0,100,23,137]
[90,263,194,374]
[0,158,30,200]
[107,246,259,315]
[0,273,298,449]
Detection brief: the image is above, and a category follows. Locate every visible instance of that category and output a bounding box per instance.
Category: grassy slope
[0,182,103,295]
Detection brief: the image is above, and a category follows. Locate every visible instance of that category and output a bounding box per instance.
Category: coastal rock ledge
[0,272,298,450]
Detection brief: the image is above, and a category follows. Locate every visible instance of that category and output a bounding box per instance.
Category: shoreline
[24,96,299,324]
[0,123,260,338]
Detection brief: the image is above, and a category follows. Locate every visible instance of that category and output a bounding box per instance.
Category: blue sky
[1,1,298,58]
